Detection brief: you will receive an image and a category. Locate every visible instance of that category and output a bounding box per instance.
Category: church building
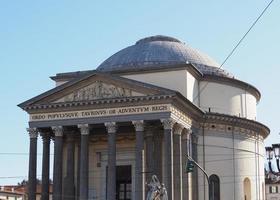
[19,35,269,200]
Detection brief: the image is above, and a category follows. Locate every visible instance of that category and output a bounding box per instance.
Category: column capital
[40,132,51,141]
[52,126,63,137]
[132,120,144,132]
[27,128,38,138]
[161,118,176,130]
[182,128,192,140]
[191,134,198,143]
[78,124,90,135]
[105,122,117,134]
[173,123,184,135]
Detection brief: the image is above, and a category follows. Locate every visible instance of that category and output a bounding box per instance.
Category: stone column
[52,126,63,200]
[173,124,184,200]
[78,124,90,200]
[64,135,76,200]
[191,134,199,200]
[153,129,162,182]
[161,119,175,200]
[182,129,191,200]
[27,128,38,200]
[145,126,154,183]
[41,132,50,200]
[132,121,145,200]
[76,141,81,200]
[105,122,117,200]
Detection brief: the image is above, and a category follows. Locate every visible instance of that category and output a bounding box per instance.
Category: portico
[21,72,199,200]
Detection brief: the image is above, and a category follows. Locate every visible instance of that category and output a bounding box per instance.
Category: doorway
[116,165,132,200]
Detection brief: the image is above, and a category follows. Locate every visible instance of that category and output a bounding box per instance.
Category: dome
[97,35,232,77]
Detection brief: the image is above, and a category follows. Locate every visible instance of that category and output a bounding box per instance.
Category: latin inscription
[30,104,170,122]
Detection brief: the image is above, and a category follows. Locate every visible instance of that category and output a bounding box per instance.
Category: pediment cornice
[18,72,176,110]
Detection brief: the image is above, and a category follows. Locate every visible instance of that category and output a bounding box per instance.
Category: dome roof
[97,35,232,77]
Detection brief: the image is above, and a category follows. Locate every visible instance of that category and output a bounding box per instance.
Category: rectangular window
[270,186,278,193]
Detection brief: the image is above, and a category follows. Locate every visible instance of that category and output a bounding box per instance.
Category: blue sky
[0,0,279,185]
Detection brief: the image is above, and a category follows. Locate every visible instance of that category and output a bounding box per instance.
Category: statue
[146,175,168,200]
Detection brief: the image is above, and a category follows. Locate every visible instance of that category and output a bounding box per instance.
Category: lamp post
[186,155,211,200]
[265,144,280,174]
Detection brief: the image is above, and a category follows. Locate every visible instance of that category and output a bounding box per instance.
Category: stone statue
[146,175,168,200]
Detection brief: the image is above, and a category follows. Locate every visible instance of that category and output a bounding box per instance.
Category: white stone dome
[97,35,232,77]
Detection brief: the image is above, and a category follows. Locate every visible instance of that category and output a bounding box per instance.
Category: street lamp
[186,155,211,200]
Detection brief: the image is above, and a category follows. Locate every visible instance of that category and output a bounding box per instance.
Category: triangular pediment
[54,80,145,103]
[19,72,175,109]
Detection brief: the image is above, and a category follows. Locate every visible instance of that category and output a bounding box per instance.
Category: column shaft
[64,136,75,200]
[161,119,175,200]
[41,133,50,200]
[191,134,199,200]
[27,128,38,200]
[153,132,162,182]
[78,124,89,200]
[145,130,154,182]
[182,132,190,200]
[76,143,81,200]
[105,122,117,200]
[52,126,63,200]
[173,125,183,200]
[133,121,145,200]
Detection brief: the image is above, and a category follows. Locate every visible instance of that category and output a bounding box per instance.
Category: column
[105,122,117,200]
[182,129,191,200]
[132,121,145,200]
[173,124,184,200]
[145,126,154,183]
[161,119,175,200]
[191,134,199,200]
[78,124,90,200]
[153,129,162,182]
[52,126,63,200]
[41,132,50,200]
[27,128,38,200]
[76,141,81,200]
[64,135,75,200]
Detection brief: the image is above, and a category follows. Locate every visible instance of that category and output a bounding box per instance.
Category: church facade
[19,35,269,200]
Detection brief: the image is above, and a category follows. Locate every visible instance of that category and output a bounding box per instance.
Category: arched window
[244,178,251,200]
[209,174,220,200]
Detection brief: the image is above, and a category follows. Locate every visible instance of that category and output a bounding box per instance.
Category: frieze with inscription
[30,104,170,122]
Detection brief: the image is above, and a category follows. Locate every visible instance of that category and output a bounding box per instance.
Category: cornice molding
[202,113,270,138]
[23,94,174,112]
[202,75,261,102]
